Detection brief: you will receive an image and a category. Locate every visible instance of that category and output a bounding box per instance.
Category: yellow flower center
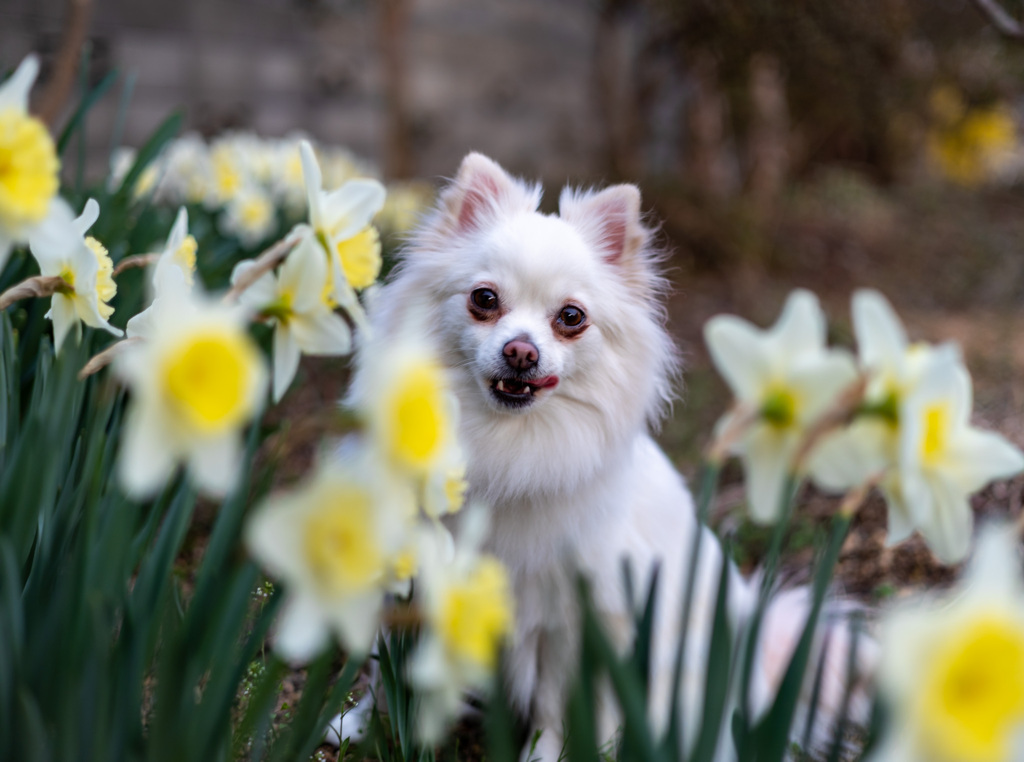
[391,547,417,583]
[761,386,797,428]
[384,364,448,473]
[920,615,1024,762]
[239,195,273,231]
[445,472,468,514]
[173,235,198,286]
[85,236,116,320]
[161,328,259,434]
[0,107,59,230]
[335,226,382,290]
[303,486,385,595]
[920,401,951,465]
[211,150,242,200]
[439,557,514,671]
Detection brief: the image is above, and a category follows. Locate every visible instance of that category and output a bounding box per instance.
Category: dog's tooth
[496,380,506,392]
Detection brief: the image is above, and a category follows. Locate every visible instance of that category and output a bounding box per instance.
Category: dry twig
[221,235,301,305]
[78,336,143,379]
[970,0,1024,38]
[112,253,159,277]
[0,275,69,311]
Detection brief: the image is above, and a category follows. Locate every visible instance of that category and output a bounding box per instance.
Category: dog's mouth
[489,375,559,408]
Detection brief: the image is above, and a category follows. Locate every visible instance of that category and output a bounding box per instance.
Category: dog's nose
[503,338,539,371]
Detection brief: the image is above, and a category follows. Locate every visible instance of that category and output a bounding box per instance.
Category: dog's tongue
[530,376,559,389]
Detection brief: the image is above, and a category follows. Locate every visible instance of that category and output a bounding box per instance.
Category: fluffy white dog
[349,153,871,760]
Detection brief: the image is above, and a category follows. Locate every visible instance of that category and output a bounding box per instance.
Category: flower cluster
[705,289,1024,563]
[109,131,431,249]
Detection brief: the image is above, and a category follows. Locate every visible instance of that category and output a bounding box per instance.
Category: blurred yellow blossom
[244,455,412,661]
[115,288,266,498]
[928,88,1017,186]
[872,525,1024,762]
[0,55,68,272]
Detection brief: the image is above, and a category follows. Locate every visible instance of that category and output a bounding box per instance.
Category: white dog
[347,153,871,760]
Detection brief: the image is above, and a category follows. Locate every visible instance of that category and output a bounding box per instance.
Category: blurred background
[6,0,1024,593]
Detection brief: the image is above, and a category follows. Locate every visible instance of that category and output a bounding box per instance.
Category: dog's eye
[559,306,585,327]
[471,288,499,311]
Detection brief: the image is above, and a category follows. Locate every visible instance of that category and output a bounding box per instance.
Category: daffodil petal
[119,402,178,499]
[768,289,825,358]
[72,198,100,237]
[807,419,891,493]
[320,180,387,242]
[0,55,39,113]
[290,309,352,356]
[274,592,332,664]
[272,327,301,403]
[279,233,328,313]
[916,473,972,564]
[880,478,917,546]
[299,141,323,229]
[324,590,384,657]
[852,289,908,371]
[230,260,277,310]
[49,295,77,352]
[187,434,242,498]
[787,350,859,423]
[947,427,1024,494]
[27,198,78,274]
[704,315,771,401]
[742,426,797,524]
[167,207,189,253]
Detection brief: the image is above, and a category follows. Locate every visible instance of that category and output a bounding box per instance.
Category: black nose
[503,338,539,371]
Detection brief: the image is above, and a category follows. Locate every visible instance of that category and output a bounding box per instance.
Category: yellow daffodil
[299,139,385,321]
[409,506,514,742]
[244,455,413,661]
[0,54,69,273]
[27,198,123,351]
[230,227,352,402]
[704,289,858,523]
[872,525,1024,762]
[115,289,266,498]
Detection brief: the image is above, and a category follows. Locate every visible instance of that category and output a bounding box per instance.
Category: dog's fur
[359,154,871,760]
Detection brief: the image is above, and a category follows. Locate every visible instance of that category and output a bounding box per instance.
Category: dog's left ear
[559,184,646,266]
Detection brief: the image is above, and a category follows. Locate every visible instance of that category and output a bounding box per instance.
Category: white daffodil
[422,443,468,520]
[872,524,1024,762]
[891,362,1024,563]
[230,227,351,402]
[299,140,385,322]
[0,54,70,273]
[219,183,277,248]
[704,289,858,523]
[244,455,413,662]
[114,288,266,499]
[152,206,198,291]
[805,290,1021,561]
[28,198,122,351]
[409,505,514,743]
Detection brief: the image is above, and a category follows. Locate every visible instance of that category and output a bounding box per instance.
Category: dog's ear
[559,184,646,266]
[442,153,535,233]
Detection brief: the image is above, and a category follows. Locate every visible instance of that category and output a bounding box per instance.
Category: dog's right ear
[440,153,537,234]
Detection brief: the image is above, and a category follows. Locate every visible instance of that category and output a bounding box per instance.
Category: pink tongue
[530,376,559,389]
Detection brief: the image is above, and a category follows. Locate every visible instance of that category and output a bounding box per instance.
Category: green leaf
[56,69,119,156]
